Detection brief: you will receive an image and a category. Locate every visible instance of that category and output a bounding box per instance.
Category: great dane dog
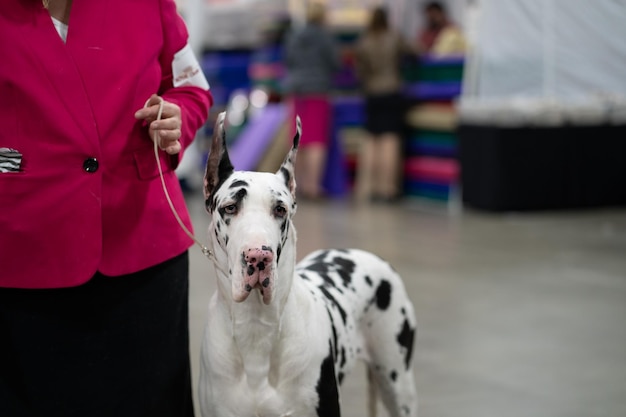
[199,112,418,417]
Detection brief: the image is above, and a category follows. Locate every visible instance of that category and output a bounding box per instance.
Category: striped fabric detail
[0,148,22,173]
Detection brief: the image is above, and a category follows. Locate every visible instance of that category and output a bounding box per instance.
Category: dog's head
[203,112,301,305]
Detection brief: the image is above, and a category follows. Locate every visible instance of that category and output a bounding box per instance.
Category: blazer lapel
[26,4,101,146]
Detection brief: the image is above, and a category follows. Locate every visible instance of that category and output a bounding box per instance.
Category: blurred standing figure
[355,6,412,202]
[418,1,466,55]
[0,1,211,416]
[284,2,341,200]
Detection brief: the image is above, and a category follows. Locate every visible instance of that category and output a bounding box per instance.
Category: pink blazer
[0,0,212,288]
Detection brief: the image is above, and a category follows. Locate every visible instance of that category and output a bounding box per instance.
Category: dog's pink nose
[245,247,274,270]
[244,247,274,290]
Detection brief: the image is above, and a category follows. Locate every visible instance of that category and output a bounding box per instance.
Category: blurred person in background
[0,1,211,416]
[355,6,413,203]
[418,1,466,56]
[283,2,341,200]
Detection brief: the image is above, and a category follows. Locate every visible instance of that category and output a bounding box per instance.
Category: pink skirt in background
[289,95,332,147]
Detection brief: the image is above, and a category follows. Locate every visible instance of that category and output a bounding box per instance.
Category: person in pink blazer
[0,1,212,416]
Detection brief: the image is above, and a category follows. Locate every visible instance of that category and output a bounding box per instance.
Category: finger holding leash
[135,94,182,155]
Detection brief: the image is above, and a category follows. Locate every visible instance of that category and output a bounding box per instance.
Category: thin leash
[147,97,222,269]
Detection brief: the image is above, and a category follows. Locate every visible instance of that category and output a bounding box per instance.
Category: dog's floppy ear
[276,116,301,198]
[204,112,234,205]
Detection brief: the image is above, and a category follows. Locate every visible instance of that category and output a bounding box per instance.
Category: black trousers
[0,252,194,417]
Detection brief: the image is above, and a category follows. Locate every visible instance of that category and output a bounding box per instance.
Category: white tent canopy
[460,0,626,126]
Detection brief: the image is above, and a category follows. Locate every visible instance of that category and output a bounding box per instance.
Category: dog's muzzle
[233,246,274,304]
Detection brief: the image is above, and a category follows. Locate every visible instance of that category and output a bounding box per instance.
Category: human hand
[135,94,182,155]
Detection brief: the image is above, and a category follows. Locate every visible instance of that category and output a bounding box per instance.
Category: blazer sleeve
[158,0,213,167]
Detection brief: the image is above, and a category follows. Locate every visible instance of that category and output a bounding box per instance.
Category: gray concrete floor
[185,192,626,417]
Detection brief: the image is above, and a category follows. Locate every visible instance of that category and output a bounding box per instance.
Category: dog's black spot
[364,275,373,286]
[261,245,273,252]
[327,309,339,360]
[401,307,406,315]
[333,257,355,288]
[224,235,229,246]
[337,372,344,385]
[397,319,415,370]
[262,278,270,287]
[307,261,331,275]
[390,370,398,382]
[280,225,290,255]
[247,265,255,276]
[307,252,357,292]
[229,180,248,189]
[375,280,392,310]
[245,284,252,292]
[318,286,347,325]
[279,167,291,189]
[305,262,336,290]
[225,218,231,226]
[339,346,346,369]
[315,342,340,417]
[363,279,392,313]
[231,187,247,202]
[257,262,265,271]
[276,244,282,263]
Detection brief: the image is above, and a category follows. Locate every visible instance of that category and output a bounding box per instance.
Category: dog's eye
[223,204,238,215]
[273,205,287,218]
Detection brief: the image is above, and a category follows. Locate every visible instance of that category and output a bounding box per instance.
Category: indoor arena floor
[184,192,626,417]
